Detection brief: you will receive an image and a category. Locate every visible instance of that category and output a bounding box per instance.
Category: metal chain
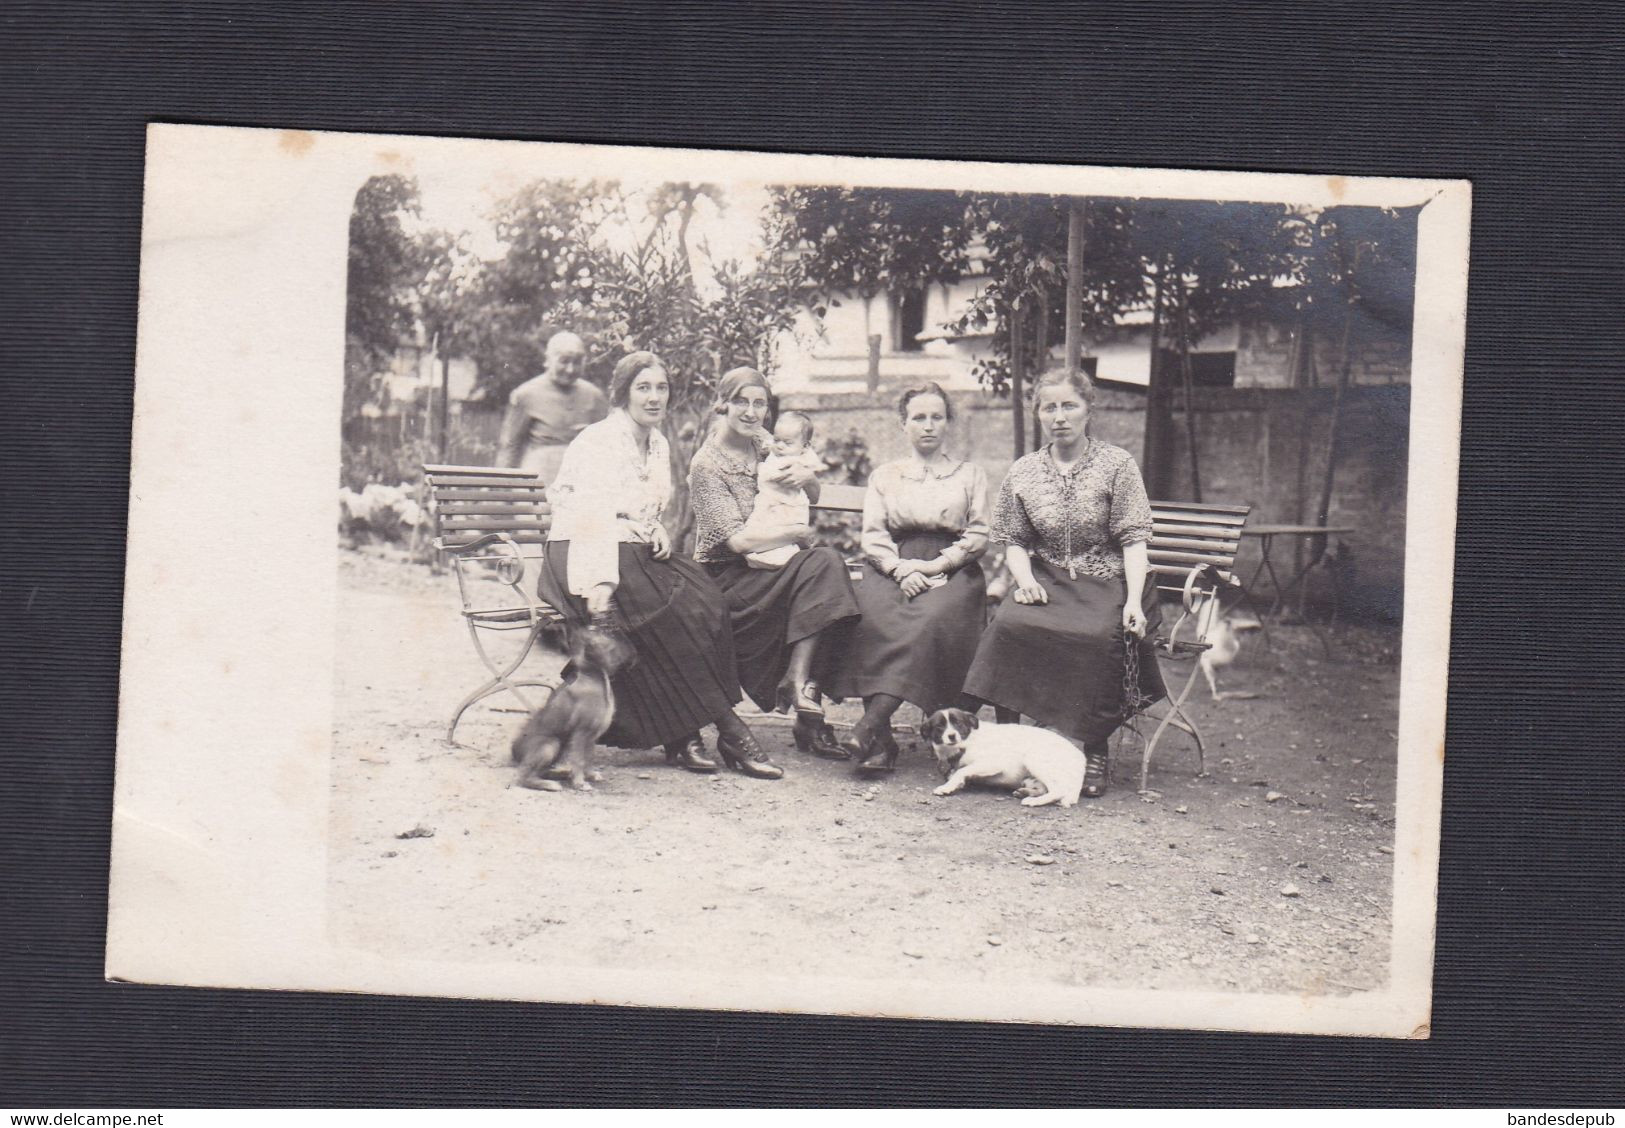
[1116,623,1153,767]
[1123,625,1152,717]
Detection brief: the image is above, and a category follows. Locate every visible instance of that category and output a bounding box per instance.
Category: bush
[339,482,425,548]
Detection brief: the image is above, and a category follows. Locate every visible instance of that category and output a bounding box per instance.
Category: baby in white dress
[743,411,824,570]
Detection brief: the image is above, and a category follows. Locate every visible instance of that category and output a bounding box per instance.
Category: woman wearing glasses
[688,367,861,764]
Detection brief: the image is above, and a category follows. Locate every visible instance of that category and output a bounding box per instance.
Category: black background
[4,0,1622,1107]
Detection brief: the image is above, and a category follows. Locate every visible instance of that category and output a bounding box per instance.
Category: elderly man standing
[495,331,609,482]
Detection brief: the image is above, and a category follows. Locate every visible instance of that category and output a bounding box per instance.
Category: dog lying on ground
[923,708,1088,808]
[510,624,632,792]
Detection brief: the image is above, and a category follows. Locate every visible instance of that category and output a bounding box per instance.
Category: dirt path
[329,549,1398,997]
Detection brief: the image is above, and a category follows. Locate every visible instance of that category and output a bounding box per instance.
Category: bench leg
[1142,660,1206,792]
[447,678,557,745]
[447,618,556,745]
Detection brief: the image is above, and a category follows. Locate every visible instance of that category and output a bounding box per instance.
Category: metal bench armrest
[1158,562,1231,655]
[438,531,545,616]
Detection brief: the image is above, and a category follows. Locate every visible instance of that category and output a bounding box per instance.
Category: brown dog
[510,625,633,792]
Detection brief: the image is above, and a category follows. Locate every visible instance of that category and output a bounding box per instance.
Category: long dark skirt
[826,531,987,712]
[962,557,1167,747]
[702,545,861,712]
[539,541,742,749]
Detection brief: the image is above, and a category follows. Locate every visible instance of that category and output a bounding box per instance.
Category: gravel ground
[330,547,1398,999]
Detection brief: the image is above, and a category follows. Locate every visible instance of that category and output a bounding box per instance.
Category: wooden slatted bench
[423,464,567,743]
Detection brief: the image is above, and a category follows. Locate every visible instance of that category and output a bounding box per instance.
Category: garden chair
[1137,500,1254,790]
[423,464,566,744]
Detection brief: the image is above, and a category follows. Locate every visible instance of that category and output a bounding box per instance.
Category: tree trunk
[663,397,708,556]
[1291,311,1315,558]
[1296,246,1363,614]
[1141,266,1172,497]
[1174,275,1202,502]
[438,352,452,463]
[1009,300,1026,459]
[1065,198,1086,380]
[1032,285,1050,452]
[1312,291,1358,565]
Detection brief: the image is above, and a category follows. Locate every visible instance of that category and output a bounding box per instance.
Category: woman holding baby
[687,367,860,761]
[825,382,991,774]
[960,368,1167,797]
[539,351,783,780]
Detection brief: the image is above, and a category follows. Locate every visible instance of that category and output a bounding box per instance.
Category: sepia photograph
[108,125,1466,1037]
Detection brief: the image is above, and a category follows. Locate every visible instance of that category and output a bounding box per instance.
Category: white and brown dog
[922,708,1088,808]
[1174,565,1263,701]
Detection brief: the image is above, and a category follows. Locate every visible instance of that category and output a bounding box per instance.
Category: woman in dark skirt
[688,367,861,761]
[826,382,991,774]
[961,369,1167,797]
[538,351,782,779]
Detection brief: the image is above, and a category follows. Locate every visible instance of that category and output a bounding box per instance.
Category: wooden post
[1033,285,1050,452]
[1141,266,1169,496]
[1065,198,1086,381]
[866,333,881,393]
[1174,274,1203,502]
[438,353,452,463]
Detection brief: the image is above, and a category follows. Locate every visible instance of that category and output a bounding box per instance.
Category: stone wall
[1235,311,1412,388]
[782,383,1411,623]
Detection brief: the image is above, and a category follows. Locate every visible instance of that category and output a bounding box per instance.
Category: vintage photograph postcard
[108,124,1466,1037]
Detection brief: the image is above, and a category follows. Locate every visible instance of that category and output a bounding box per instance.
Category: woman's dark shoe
[794,712,850,760]
[716,722,784,780]
[838,723,877,763]
[855,729,900,775]
[1082,747,1110,798]
[663,734,718,774]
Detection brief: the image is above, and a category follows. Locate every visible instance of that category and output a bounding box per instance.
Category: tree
[1279,205,1419,576]
[1112,199,1301,497]
[767,186,972,372]
[586,184,805,550]
[946,195,1146,458]
[344,174,425,423]
[414,228,486,460]
[774,188,1151,460]
[462,179,608,403]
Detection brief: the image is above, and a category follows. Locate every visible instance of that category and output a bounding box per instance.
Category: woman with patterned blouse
[827,382,991,774]
[538,351,782,780]
[688,367,861,762]
[962,369,1167,797]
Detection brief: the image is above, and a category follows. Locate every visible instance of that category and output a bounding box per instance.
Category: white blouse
[546,410,671,596]
[861,457,991,575]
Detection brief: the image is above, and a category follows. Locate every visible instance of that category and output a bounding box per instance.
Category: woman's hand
[1012,581,1049,605]
[728,522,812,555]
[899,572,932,599]
[894,558,946,580]
[649,523,672,561]
[586,583,616,616]
[1122,603,1146,637]
[769,459,819,490]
